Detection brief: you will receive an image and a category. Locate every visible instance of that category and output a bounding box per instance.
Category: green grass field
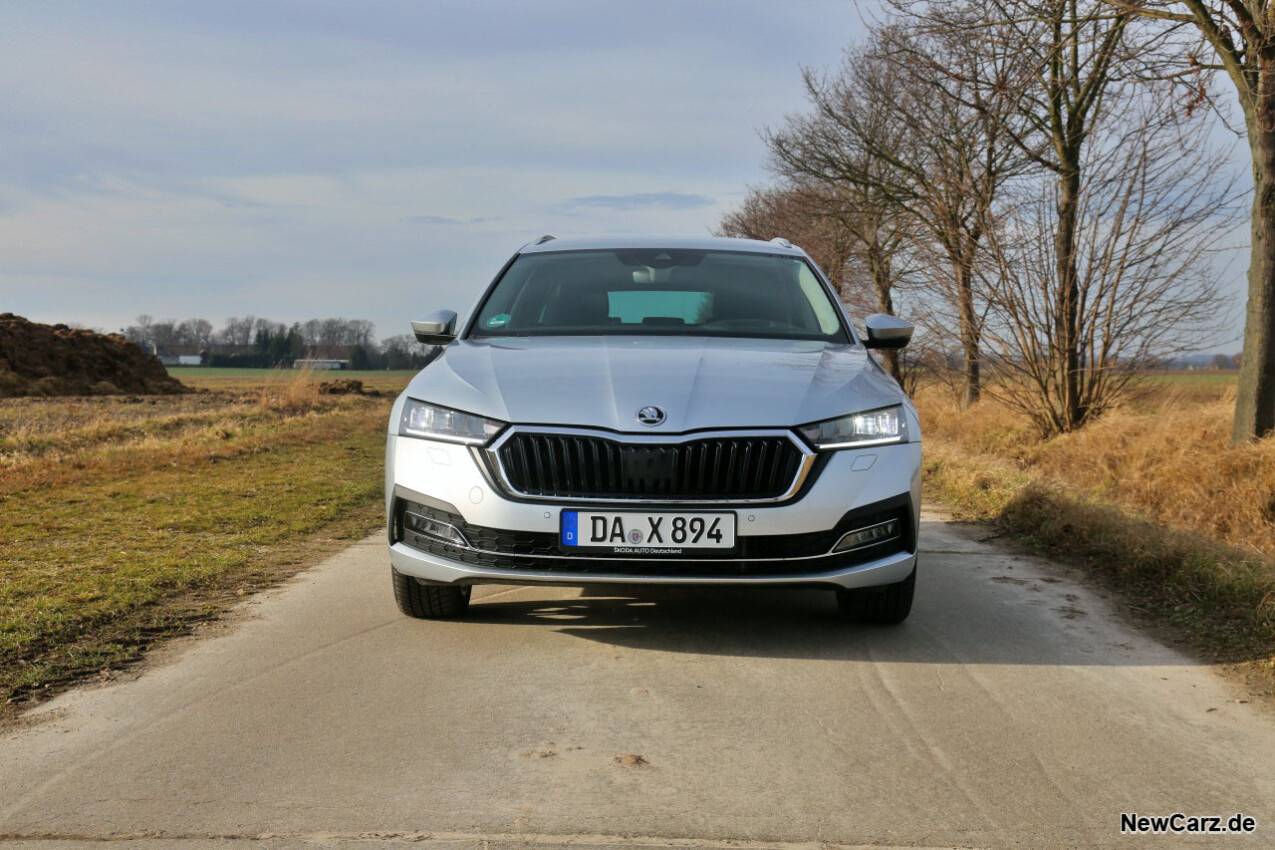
[1141,370,1238,389]
[0,377,396,721]
[1122,371,1239,409]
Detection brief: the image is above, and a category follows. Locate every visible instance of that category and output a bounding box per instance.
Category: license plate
[561,511,736,553]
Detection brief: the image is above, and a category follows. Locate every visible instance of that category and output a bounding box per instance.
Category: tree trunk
[869,249,905,386]
[1233,81,1275,442]
[1053,163,1083,433]
[955,262,981,407]
[880,346,902,384]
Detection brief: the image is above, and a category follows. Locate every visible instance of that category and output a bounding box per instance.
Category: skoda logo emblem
[637,406,666,426]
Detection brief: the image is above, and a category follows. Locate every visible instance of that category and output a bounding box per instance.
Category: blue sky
[0,0,1249,346]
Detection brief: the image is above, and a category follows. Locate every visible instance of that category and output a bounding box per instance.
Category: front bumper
[386,433,921,590]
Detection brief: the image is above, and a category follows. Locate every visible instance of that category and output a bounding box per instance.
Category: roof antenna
[770,237,793,249]
[534,234,556,245]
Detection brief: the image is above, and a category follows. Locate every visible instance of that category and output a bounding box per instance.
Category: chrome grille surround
[484,426,817,504]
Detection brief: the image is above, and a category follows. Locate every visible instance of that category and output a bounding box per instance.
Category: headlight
[798,405,907,449]
[398,399,506,445]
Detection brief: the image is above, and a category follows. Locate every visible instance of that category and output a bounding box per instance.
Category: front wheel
[392,569,472,619]
[835,566,915,624]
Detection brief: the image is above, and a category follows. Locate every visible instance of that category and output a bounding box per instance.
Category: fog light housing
[403,508,470,548]
[831,518,900,553]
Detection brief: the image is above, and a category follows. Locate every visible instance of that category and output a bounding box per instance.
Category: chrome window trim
[483,425,817,505]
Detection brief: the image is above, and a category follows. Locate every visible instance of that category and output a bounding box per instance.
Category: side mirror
[411,310,458,345]
[863,314,913,350]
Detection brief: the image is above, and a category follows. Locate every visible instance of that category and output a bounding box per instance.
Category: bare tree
[252,318,284,346]
[176,318,213,351]
[154,321,180,354]
[824,187,920,386]
[381,334,432,369]
[317,318,347,357]
[1102,0,1275,441]
[123,315,155,351]
[220,316,256,348]
[347,319,376,349]
[301,319,322,350]
[718,180,917,384]
[980,97,1236,434]
[763,25,1024,405]
[761,47,917,386]
[898,0,1156,430]
[718,184,858,286]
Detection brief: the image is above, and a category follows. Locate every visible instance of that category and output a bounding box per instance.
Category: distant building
[293,359,349,370]
[157,353,205,366]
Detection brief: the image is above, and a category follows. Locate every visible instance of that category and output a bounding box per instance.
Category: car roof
[517,235,807,257]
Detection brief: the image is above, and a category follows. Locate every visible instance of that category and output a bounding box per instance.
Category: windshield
[468,248,849,342]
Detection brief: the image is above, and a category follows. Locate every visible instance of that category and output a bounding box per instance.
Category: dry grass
[916,380,1275,554]
[917,378,1275,683]
[0,373,412,720]
[1021,399,1275,554]
[168,367,417,394]
[255,364,326,414]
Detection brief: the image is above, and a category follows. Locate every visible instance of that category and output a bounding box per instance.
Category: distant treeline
[122,315,432,370]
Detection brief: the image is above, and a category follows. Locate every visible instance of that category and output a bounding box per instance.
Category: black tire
[392,569,472,619]
[835,566,915,624]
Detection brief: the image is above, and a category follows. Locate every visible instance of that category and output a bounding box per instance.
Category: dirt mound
[0,313,189,398]
[318,378,367,395]
[317,378,383,397]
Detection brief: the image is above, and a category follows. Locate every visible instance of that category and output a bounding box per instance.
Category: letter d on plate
[561,511,578,546]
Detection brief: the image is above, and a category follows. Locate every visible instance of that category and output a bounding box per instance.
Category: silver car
[386,236,920,622]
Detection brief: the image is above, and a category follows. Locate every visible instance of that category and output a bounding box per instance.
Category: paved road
[2,515,1273,849]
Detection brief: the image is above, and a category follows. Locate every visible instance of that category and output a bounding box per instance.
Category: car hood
[404,336,903,432]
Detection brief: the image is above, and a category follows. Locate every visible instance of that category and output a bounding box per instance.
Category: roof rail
[770,237,793,249]
[534,234,556,245]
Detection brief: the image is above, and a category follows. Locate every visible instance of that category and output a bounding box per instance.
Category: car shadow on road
[457,578,1182,666]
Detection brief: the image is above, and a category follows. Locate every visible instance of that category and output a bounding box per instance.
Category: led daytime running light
[799,405,906,449]
[398,399,505,445]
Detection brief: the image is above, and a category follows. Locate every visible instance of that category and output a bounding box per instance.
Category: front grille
[494,432,806,501]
